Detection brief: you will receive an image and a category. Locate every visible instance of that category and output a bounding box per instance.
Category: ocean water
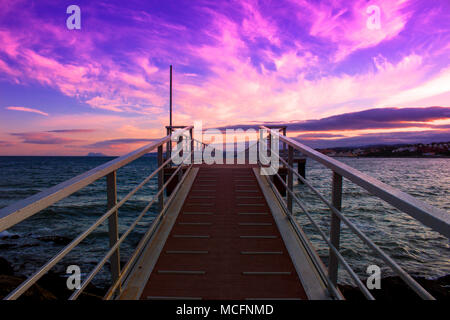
[0,156,448,288]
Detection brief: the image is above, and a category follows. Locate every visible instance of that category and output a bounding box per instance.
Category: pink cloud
[10,132,79,144]
[297,0,411,61]
[6,106,49,116]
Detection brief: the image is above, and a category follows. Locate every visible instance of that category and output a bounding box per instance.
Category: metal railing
[258,126,450,300]
[0,126,193,300]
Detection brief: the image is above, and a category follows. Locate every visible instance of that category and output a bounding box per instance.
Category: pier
[0,125,448,300]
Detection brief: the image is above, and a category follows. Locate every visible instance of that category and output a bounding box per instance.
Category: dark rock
[0,257,14,276]
[339,275,450,300]
[0,269,106,300]
[36,270,105,300]
[0,243,16,249]
[1,233,19,240]
[0,275,57,301]
[19,243,40,248]
[37,235,72,245]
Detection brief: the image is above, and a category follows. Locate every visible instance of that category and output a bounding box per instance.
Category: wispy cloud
[10,132,79,144]
[47,129,95,133]
[84,138,157,149]
[5,106,49,116]
[295,130,450,149]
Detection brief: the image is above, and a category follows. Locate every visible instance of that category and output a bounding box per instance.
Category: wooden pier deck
[141,166,306,300]
[118,165,329,300]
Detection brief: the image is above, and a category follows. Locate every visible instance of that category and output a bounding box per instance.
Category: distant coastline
[317,141,449,158]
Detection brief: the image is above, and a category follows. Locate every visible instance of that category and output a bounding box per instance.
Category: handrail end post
[158,145,165,213]
[287,145,294,213]
[107,171,121,291]
[328,171,343,286]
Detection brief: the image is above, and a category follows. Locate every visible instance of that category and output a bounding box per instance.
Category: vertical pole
[170,65,172,128]
[178,134,183,182]
[158,145,164,213]
[190,128,194,165]
[297,159,306,184]
[107,171,121,289]
[282,127,287,159]
[166,127,171,165]
[257,131,260,167]
[287,145,294,213]
[267,130,273,182]
[328,171,343,286]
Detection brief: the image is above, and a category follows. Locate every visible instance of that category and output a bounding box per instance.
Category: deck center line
[242,272,291,275]
[238,222,272,226]
[173,235,210,238]
[179,222,213,225]
[166,250,209,254]
[240,235,277,239]
[238,212,268,215]
[241,251,283,255]
[157,270,206,275]
[184,212,214,215]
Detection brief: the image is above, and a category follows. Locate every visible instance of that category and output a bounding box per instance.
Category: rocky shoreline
[0,257,106,300]
[338,275,449,300]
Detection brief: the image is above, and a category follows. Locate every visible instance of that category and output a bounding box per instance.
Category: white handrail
[260,126,450,238]
[0,126,193,232]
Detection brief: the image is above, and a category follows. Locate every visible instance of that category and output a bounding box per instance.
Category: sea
[0,156,448,288]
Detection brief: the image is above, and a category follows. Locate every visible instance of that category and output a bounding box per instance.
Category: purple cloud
[47,129,95,133]
[295,130,450,149]
[84,138,157,149]
[220,107,450,131]
[286,107,450,131]
[10,132,80,145]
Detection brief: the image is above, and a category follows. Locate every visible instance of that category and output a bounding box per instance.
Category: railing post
[190,128,194,165]
[178,134,184,181]
[328,171,343,286]
[106,171,121,290]
[158,145,164,213]
[267,130,273,182]
[166,126,172,164]
[287,145,294,213]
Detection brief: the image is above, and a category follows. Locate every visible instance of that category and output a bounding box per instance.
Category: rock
[0,243,16,249]
[339,275,450,300]
[0,270,105,300]
[36,270,105,300]
[37,236,72,245]
[0,232,19,240]
[0,275,57,301]
[19,243,39,248]
[0,257,14,276]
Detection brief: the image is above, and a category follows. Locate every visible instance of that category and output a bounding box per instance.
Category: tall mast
[169,65,172,128]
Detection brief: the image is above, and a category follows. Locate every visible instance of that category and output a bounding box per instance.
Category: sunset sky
[0,0,449,155]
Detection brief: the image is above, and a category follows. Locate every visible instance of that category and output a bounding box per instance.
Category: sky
[0,0,449,155]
